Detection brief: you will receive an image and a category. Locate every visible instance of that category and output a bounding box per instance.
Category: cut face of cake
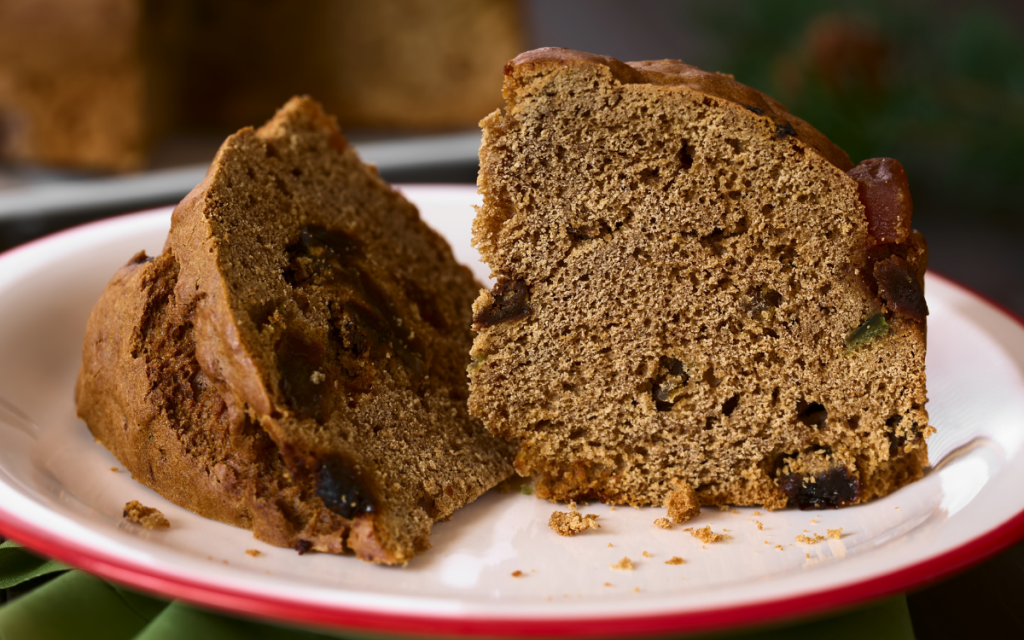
[469,48,931,510]
[76,97,515,563]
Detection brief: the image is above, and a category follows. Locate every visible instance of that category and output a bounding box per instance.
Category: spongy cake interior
[469,50,929,509]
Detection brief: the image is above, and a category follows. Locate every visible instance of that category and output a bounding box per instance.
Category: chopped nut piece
[610,557,634,570]
[665,556,685,565]
[654,517,672,529]
[245,549,262,557]
[665,482,700,524]
[827,527,843,540]
[548,501,600,536]
[512,570,523,577]
[122,500,169,529]
[691,526,724,543]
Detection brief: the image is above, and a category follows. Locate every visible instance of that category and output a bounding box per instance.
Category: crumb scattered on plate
[608,542,614,547]
[642,551,651,558]
[511,570,523,577]
[753,511,761,515]
[610,557,634,570]
[604,582,612,587]
[731,508,739,514]
[827,527,843,539]
[549,501,600,536]
[122,500,169,529]
[753,520,763,530]
[796,533,826,544]
[245,549,262,557]
[109,467,119,472]
[632,587,640,593]
[691,526,724,543]
[665,556,685,565]
[654,517,672,529]
[665,483,700,524]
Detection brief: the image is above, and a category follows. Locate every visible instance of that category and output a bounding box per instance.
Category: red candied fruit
[848,158,913,244]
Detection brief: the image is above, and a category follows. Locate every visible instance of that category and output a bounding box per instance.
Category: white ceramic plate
[1,185,1023,638]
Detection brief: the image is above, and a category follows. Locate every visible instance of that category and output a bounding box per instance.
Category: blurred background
[0,1,1022,634]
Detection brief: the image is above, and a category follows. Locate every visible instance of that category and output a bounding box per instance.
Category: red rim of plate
[1,212,1023,636]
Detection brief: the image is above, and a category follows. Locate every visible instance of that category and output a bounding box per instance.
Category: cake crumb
[806,553,811,559]
[633,587,640,593]
[610,557,634,571]
[718,504,730,512]
[691,526,724,543]
[642,551,651,558]
[608,543,614,547]
[665,482,701,524]
[512,570,523,577]
[245,549,262,557]
[549,501,600,536]
[731,508,739,514]
[604,582,612,587]
[810,519,818,524]
[109,467,120,472]
[683,527,693,532]
[827,527,843,540]
[665,556,685,565]
[775,545,783,550]
[796,533,827,544]
[610,506,616,511]
[654,517,672,529]
[122,501,169,529]
[754,520,763,530]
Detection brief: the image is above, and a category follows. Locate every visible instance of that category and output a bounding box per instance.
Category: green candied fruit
[467,353,488,372]
[519,484,534,496]
[845,313,889,350]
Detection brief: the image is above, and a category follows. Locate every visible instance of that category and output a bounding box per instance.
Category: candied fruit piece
[848,158,913,244]
[316,456,376,519]
[474,277,531,328]
[845,313,889,350]
[780,468,860,509]
[874,255,928,322]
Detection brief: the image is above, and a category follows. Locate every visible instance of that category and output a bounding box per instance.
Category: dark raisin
[874,255,928,322]
[845,313,889,350]
[316,456,376,519]
[848,158,913,244]
[780,467,860,509]
[775,122,797,139]
[473,277,531,329]
[651,356,689,411]
[294,540,313,555]
[276,331,328,422]
[743,104,765,115]
[796,401,828,427]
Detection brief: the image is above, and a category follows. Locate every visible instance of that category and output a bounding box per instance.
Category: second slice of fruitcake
[469,48,931,510]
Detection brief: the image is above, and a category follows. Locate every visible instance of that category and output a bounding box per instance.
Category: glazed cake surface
[469,48,931,510]
[76,97,515,563]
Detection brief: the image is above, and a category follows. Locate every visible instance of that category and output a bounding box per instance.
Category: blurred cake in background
[0,0,523,172]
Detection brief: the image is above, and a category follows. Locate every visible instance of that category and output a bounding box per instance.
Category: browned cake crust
[469,48,931,510]
[76,97,515,564]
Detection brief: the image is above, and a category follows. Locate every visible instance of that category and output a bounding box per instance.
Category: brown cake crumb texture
[654,517,672,529]
[549,501,600,536]
[665,556,685,565]
[245,549,262,557]
[691,526,723,543]
[469,47,932,511]
[123,500,169,529]
[665,482,701,523]
[827,527,843,539]
[76,97,515,565]
[610,557,634,570]
[797,533,826,544]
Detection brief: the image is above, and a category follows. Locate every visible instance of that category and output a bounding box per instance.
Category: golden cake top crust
[505,47,854,172]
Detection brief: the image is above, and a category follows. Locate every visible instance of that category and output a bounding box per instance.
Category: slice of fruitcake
[468,48,931,510]
[77,97,515,563]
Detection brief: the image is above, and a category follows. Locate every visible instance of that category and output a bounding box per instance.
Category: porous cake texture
[77,97,514,564]
[469,48,931,510]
